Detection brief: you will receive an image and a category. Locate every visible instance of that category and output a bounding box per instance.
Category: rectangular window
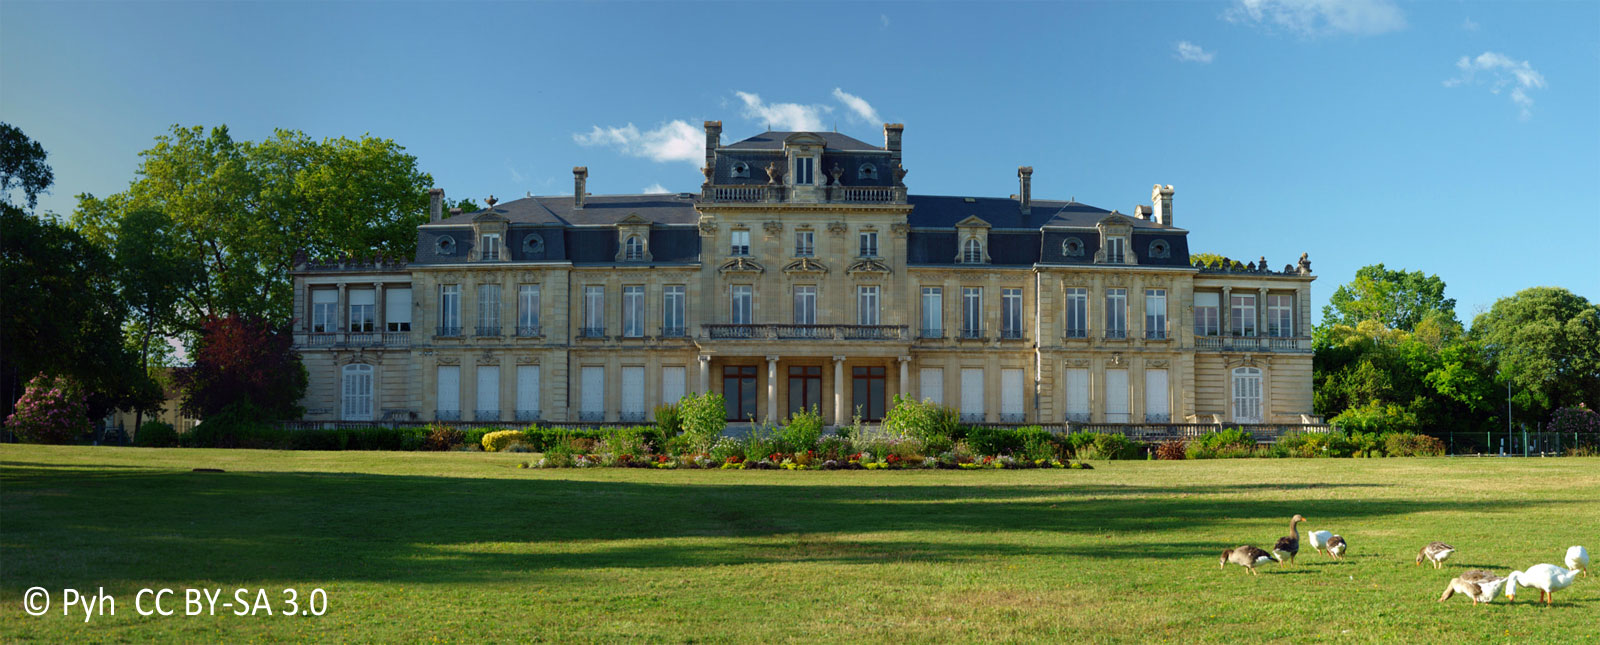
[730,230,750,256]
[960,368,984,422]
[1065,287,1088,338]
[858,231,878,257]
[920,287,942,337]
[348,289,375,332]
[621,366,645,421]
[1105,369,1130,422]
[795,230,814,257]
[1145,289,1167,339]
[438,285,460,335]
[663,285,685,336]
[622,286,645,337]
[793,286,817,324]
[516,365,540,421]
[788,365,822,417]
[435,365,460,420]
[1194,292,1220,337]
[851,366,887,421]
[583,286,604,337]
[1268,294,1295,337]
[1145,368,1170,422]
[962,287,983,337]
[580,366,605,422]
[1001,368,1024,422]
[476,284,500,335]
[1232,294,1257,337]
[857,286,879,325]
[661,366,686,405]
[723,365,757,421]
[385,287,411,332]
[1002,288,1023,339]
[1064,367,1090,422]
[919,367,944,405]
[480,233,501,261]
[730,285,752,324]
[475,365,499,421]
[1105,237,1125,264]
[311,289,337,333]
[1105,288,1127,339]
[517,285,540,336]
[794,157,814,185]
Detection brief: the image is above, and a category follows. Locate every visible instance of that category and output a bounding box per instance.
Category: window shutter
[661,367,686,405]
[622,367,645,417]
[1105,369,1129,422]
[1065,368,1090,420]
[476,366,499,414]
[920,368,943,405]
[517,366,540,415]
[436,366,460,413]
[386,288,411,324]
[960,368,984,418]
[581,367,605,417]
[1001,369,1024,419]
[1144,369,1169,422]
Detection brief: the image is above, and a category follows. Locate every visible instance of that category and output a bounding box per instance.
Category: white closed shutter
[621,367,645,419]
[1194,292,1219,309]
[1001,369,1024,420]
[1145,369,1169,422]
[436,366,460,416]
[349,289,375,306]
[1065,368,1090,422]
[476,366,499,419]
[581,366,605,419]
[517,365,541,418]
[960,368,984,420]
[661,366,686,406]
[386,287,411,325]
[342,364,373,421]
[920,367,944,405]
[1105,369,1130,422]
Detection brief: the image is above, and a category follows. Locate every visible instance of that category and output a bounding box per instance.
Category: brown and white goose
[1221,545,1276,576]
[1416,542,1456,569]
[1272,514,1306,565]
[1438,569,1509,605]
[1326,534,1348,560]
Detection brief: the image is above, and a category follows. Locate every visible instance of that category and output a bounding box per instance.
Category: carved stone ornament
[1068,358,1091,367]
[827,221,848,235]
[765,162,782,185]
[436,356,461,366]
[698,216,718,236]
[516,354,540,365]
[763,221,784,237]
[477,353,500,366]
[783,258,829,275]
[1146,359,1170,368]
[846,258,892,277]
[701,165,714,183]
[1108,353,1124,367]
[1297,252,1312,275]
[894,163,908,186]
[719,257,765,275]
[1225,355,1268,368]
[829,163,843,185]
[891,222,910,238]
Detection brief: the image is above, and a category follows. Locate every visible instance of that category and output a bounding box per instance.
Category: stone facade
[290,124,1316,426]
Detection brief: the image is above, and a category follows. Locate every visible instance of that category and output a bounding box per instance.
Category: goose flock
[1219,515,1590,607]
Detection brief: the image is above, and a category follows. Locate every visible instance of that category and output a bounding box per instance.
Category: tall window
[962,238,983,263]
[348,289,375,332]
[788,366,822,417]
[795,230,814,257]
[622,285,645,337]
[582,286,604,336]
[1232,367,1262,423]
[1105,237,1125,264]
[1001,288,1023,339]
[730,285,752,324]
[1268,294,1294,337]
[793,286,817,324]
[663,285,685,336]
[1065,287,1088,338]
[723,365,757,421]
[311,290,337,333]
[624,235,645,260]
[1231,294,1257,337]
[857,286,879,325]
[386,287,411,332]
[342,364,373,421]
[1105,288,1127,339]
[730,230,750,256]
[962,287,983,337]
[1145,289,1167,339]
[438,284,460,335]
[920,287,943,337]
[517,285,540,336]
[480,233,501,261]
[858,231,878,257]
[852,366,887,421]
[1194,292,1220,337]
[794,156,814,185]
[476,284,500,335]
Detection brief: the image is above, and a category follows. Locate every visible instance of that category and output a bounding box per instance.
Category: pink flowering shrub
[5,374,91,444]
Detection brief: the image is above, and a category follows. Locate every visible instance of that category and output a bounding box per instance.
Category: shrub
[1346,431,1385,457]
[678,392,727,453]
[1088,433,1138,460]
[965,426,1023,456]
[182,401,277,448]
[883,395,961,453]
[780,406,825,453]
[5,373,92,444]
[1155,439,1187,460]
[1383,431,1446,457]
[1550,404,1600,435]
[423,425,465,451]
[817,435,853,461]
[1329,401,1419,434]
[1018,427,1060,461]
[1276,431,1343,458]
[134,421,178,447]
[602,427,648,457]
[654,403,684,437]
[1187,428,1258,459]
[482,430,528,452]
[709,436,746,463]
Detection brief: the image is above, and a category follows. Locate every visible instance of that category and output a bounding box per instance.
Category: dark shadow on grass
[0,464,1568,589]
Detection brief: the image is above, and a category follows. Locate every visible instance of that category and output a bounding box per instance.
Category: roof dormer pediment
[783,132,827,148]
[1098,210,1136,226]
[955,215,992,229]
[617,213,652,227]
[472,209,508,224]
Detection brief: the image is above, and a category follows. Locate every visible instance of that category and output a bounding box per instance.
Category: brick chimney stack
[884,123,904,170]
[574,167,588,209]
[428,188,444,222]
[1017,166,1033,215]
[704,121,721,171]
[1151,184,1175,226]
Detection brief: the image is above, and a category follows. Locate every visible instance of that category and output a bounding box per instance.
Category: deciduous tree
[175,315,307,421]
[0,123,53,211]
[1470,287,1600,420]
[1322,263,1457,332]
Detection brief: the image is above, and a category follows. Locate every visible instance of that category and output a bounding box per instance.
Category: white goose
[1506,564,1582,606]
[1565,545,1589,578]
[1439,569,1509,605]
[1307,530,1333,557]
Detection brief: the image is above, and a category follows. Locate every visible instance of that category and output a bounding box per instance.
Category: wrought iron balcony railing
[578,327,606,338]
[1001,328,1025,340]
[516,325,542,338]
[436,326,462,338]
[475,326,501,337]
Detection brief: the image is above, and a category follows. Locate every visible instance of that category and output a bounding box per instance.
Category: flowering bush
[1550,404,1600,435]
[481,430,528,452]
[5,374,90,444]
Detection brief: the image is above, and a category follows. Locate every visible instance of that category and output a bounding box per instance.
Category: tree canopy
[0,123,53,211]
[1322,263,1457,332]
[1469,287,1600,419]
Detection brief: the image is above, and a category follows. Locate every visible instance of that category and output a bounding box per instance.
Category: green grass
[3,445,1597,643]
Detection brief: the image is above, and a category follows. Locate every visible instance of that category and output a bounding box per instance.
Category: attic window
[1062,237,1084,257]
[1148,240,1171,259]
[731,162,749,179]
[964,198,976,203]
[624,235,646,261]
[436,235,456,255]
[522,233,544,255]
[962,238,984,264]
[858,163,877,180]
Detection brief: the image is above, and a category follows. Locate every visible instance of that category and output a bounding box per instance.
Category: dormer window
[1105,237,1125,264]
[731,162,749,179]
[480,233,501,261]
[1062,237,1084,257]
[1148,240,1170,259]
[522,233,544,255]
[730,230,750,256]
[624,235,645,261]
[962,238,984,264]
[436,235,456,255]
[793,157,814,185]
[858,163,878,180]
[858,231,878,258]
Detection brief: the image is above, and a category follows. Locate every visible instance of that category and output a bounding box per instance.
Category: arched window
[1231,367,1262,423]
[858,163,878,180]
[342,363,374,421]
[962,238,984,264]
[1062,237,1084,257]
[1148,240,1170,259]
[436,235,456,255]
[624,235,645,260]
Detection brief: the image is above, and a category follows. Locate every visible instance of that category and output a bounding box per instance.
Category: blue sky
[4,1,1597,326]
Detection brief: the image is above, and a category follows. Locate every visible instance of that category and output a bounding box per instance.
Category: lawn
[2,445,1597,643]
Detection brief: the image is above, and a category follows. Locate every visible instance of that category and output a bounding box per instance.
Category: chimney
[884,123,904,168]
[448,207,462,218]
[704,120,721,170]
[1151,184,1175,226]
[428,188,444,222]
[573,166,588,209]
[1017,166,1033,214]
[1134,205,1150,220]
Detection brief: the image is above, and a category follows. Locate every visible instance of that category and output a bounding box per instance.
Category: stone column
[374,282,386,335]
[1220,285,1232,337]
[699,355,711,394]
[766,355,779,422]
[337,282,348,337]
[1258,287,1269,338]
[899,356,911,397]
[833,355,846,426]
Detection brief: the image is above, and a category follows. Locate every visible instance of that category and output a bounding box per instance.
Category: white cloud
[880,14,890,29]
[573,120,702,165]
[832,88,882,124]
[734,91,831,131]
[1461,17,1479,32]
[1226,0,1406,37]
[642,183,670,194]
[1175,41,1215,63]
[506,162,526,184]
[1445,51,1546,120]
